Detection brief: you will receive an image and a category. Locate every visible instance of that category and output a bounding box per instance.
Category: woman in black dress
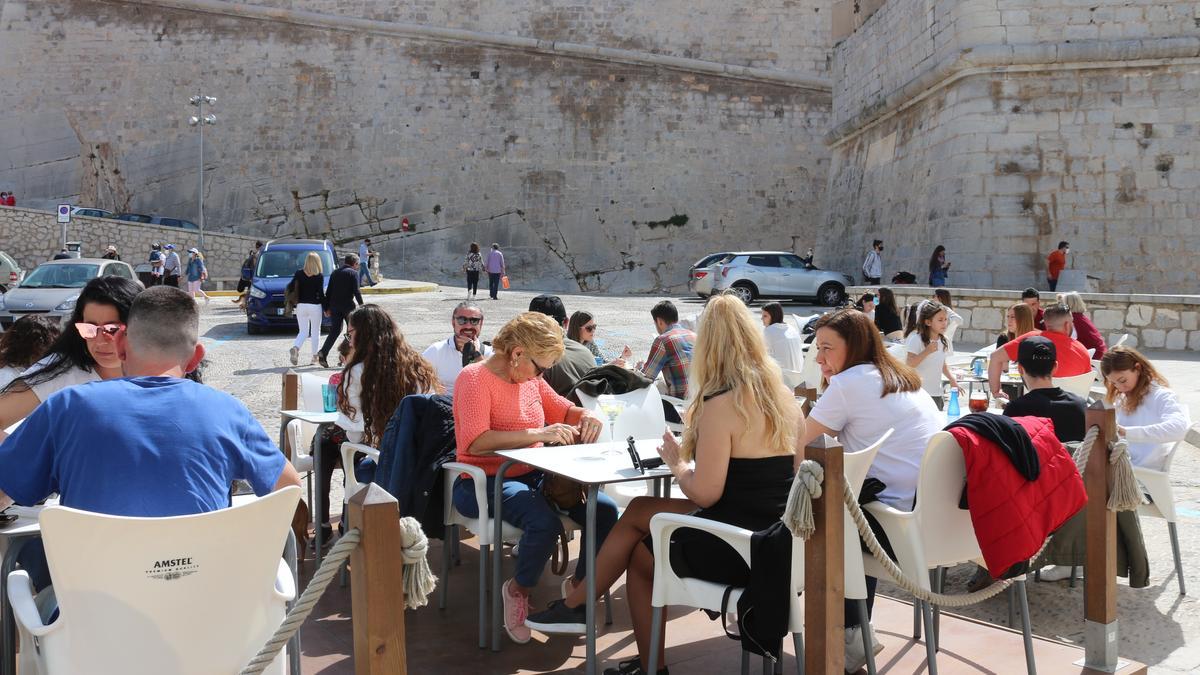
[874,286,904,336]
[525,292,804,675]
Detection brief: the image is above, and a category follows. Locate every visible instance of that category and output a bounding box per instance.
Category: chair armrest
[273,559,297,603]
[648,512,752,606]
[6,570,60,639]
[286,419,312,462]
[340,442,380,496]
[661,395,685,410]
[443,462,491,526]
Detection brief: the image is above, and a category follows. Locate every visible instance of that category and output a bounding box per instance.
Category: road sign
[57,205,70,223]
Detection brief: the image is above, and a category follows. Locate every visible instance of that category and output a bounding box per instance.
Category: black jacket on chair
[373,394,456,538]
[323,265,363,314]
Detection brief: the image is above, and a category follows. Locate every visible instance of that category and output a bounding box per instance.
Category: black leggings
[466,270,480,294]
[847,509,896,628]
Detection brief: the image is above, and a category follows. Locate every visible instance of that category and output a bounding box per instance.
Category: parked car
[245,239,336,334]
[71,207,115,219]
[0,251,24,293]
[115,213,199,230]
[0,258,138,330]
[710,251,852,306]
[686,252,732,298]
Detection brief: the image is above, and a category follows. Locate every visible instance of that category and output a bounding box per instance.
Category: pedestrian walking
[485,243,506,300]
[316,254,364,368]
[185,248,210,304]
[101,245,120,261]
[52,249,71,260]
[1046,241,1069,291]
[463,242,484,298]
[289,252,326,366]
[358,238,376,287]
[233,241,264,308]
[162,244,182,288]
[862,239,883,284]
[928,245,950,287]
[2,192,13,207]
[0,193,7,207]
[147,243,164,286]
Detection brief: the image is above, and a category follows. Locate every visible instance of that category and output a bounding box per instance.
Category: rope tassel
[1106,438,1143,512]
[782,460,824,540]
[399,516,438,610]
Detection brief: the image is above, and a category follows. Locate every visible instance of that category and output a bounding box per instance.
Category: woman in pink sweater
[451,311,615,645]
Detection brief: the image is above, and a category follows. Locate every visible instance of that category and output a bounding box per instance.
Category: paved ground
[194,285,1200,674]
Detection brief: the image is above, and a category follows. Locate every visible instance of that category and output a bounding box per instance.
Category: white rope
[398,516,438,610]
[782,460,824,540]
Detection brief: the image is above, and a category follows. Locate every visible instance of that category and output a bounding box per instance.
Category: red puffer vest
[948,416,1087,578]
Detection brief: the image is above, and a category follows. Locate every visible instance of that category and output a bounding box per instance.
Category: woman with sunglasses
[0,276,143,437]
[566,311,603,361]
[451,311,617,645]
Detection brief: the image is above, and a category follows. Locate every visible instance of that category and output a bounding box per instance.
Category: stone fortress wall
[821,0,1200,293]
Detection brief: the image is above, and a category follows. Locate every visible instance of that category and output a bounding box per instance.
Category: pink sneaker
[502,579,532,644]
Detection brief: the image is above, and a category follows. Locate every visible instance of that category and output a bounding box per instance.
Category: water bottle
[946,389,961,420]
[972,357,984,378]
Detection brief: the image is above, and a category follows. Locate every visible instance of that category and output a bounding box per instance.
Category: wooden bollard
[348,483,408,675]
[803,434,845,674]
[1083,401,1118,671]
[281,371,299,460]
[798,387,818,416]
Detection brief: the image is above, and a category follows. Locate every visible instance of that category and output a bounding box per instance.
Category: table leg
[491,460,516,653]
[1,536,31,675]
[312,425,325,569]
[586,484,598,675]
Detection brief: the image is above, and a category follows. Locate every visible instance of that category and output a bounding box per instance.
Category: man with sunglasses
[422,301,493,394]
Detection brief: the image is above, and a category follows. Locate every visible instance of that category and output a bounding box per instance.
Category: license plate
[276,308,286,316]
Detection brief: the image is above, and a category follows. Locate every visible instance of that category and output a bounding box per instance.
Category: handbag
[284,278,299,317]
[542,473,585,510]
[501,275,511,289]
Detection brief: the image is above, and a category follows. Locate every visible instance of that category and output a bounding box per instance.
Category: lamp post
[187,93,217,250]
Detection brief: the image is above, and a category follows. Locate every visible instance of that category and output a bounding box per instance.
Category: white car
[710,251,852,306]
[686,252,732,298]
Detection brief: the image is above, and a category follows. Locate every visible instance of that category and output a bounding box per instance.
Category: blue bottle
[972,358,984,378]
[946,389,961,420]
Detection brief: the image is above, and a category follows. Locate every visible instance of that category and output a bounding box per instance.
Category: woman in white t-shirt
[0,277,142,437]
[760,302,803,372]
[1100,346,1192,471]
[903,300,961,408]
[800,308,943,670]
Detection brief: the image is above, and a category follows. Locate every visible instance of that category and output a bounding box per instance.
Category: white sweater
[1118,384,1191,471]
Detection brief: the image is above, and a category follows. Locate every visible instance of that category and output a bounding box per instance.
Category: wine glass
[597,398,627,455]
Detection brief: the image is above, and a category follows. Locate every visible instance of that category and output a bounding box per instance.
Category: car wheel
[247,321,263,335]
[818,282,845,307]
[731,283,756,305]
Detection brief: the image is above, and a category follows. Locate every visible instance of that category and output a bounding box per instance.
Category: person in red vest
[3,193,14,207]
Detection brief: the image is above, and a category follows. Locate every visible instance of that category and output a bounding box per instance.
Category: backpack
[240,254,255,280]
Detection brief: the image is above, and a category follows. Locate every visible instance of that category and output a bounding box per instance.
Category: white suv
[710,251,852,306]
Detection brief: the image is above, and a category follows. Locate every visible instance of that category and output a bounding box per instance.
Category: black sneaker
[524,599,586,634]
[318,351,329,368]
[602,658,669,675]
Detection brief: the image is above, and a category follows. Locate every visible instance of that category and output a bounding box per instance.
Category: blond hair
[492,312,565,364]
[1058,291,1087,314]
[303,251,323,276]
[679,293,798,462]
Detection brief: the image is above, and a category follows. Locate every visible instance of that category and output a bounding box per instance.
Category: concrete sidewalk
[205,277,439,297]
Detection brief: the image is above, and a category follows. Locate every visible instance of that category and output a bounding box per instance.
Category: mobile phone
[0,513,18,528]
[626,436,644,474]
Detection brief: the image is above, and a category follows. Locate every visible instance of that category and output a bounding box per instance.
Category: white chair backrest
[886,342,908,361]
[1085,347,1096,358]
[1164,422,1200,474]
[1053,371,1096,399]
[299,372,326,412]
[1113,333,1129,348]
[798,342,823,393]
[780,368,805,390]
[37,487,300,675]
[912,431,981,566]
[842,429,891,597]
[578,388,668,441]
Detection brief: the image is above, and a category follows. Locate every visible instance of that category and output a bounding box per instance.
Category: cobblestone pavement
[195,287,1200,674]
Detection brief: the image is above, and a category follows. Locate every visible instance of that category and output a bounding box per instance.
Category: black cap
[528,295,567,324]
[1017,335,1056,370]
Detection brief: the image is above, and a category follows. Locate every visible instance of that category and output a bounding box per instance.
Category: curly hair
[337,304,442,445]
[0,315,61,370]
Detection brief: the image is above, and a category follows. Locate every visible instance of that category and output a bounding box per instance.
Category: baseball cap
[1017,335,1056,370]
[528,295,567,324]
[164,243,175,250]
[187,247,199,254]
[105,245,117,252]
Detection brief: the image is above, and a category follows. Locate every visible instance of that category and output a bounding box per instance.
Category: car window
[179,220,199,230]
[255,249,337,279]
[746,255,780,267]
[158,218,181,227]
[21,264,100,289]
[106,264,133,279]
[778,255,809,269]
[695,253,726,268]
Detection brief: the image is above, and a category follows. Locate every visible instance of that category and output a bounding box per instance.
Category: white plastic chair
[1053,371,1096,399]
[798,343,823,394]
[646,431,892,675]
[1134,423,1199,596]
[8,487,301,675]
[285,373,328,504]
[578,389,670,506]
[1112,333,1129,348]
[780,368,805,391]
[861,432,1036,675]
[661,394,687,435]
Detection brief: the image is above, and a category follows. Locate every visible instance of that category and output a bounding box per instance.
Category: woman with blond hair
[1058,291,1106,358]
[289,252,325,365]
[526,293,803,675]
[1101,346,1191,470]
[995,302,1036,349]
[451,311,615,645]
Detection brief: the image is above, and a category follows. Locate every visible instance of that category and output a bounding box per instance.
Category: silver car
[710,251,852,306]
[686,252,732,298]
[0,258,138,330]
[0,251,24,293]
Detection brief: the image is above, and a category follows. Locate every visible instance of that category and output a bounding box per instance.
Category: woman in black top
[874,287,903,336]
[289,252,326,365]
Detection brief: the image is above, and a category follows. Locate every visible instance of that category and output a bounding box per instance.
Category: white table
[0,505,46,675]
[491,439,674,675]
[278,409,339,565]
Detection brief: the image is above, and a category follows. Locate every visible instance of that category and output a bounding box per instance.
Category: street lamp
[187,93,217,250]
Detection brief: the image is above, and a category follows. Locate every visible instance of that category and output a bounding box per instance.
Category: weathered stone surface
[1154,308,1181,329]
[1126,305,1154,327]
[970,307,1001,331]
[1093,309,1125,331]
[1165,329,1187,350]
[1190,331,1200,351]
[1184,312,1199,331]
[1141,328,1166,348]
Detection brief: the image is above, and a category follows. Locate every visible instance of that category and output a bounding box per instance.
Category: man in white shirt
[422,302,492,394]
[162,244,182,288]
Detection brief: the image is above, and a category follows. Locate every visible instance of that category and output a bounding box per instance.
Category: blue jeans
[452,472,618,588]
[487,272,501,298]
[359,264,375,287]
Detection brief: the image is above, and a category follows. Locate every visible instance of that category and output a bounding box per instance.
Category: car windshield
[20,264,100,288]
[256,249,335,279]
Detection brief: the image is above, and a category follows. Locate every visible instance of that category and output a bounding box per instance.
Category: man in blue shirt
[0,286,300,587]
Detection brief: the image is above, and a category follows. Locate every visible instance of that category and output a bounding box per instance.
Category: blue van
[245,238,336,334]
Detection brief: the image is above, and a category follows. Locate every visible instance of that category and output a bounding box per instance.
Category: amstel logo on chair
[145,556,200,581]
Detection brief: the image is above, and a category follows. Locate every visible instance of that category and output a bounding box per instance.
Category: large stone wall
[0,0,833,294]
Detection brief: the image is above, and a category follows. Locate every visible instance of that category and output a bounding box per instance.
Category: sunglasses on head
[75,322,124,339]
[455,316,483,326]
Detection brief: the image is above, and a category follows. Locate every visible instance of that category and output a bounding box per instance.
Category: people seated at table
[1021,287,1045,329]
[1003,336,1086,443]
[996,302,1036,349]
[0,315,60,391]
[528,295,598,396]
[1058,291,1106,359]
[639,299,695,401]
[873,287,903,338]
[0,276,142,438]
[760,301,803,372]
[318,304,441,541]
[800,308,943,669]
[422,301,492,395]
[451,311,614,645]
[525,294,801,675]
[1100,346,1191,471]
[988,304,1092,401]
[0,286,301,591]
[903,300,960,408]
[567,310,603,360]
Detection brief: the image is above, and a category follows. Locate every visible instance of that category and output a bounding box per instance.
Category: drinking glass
[322,384,337,413]
[597,397,627,450]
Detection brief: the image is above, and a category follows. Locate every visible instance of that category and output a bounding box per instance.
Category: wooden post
[798,386,818,416]
[1083,401,1118,671]
[281,371,299,459]
[348,483,408,675]
[803,434,845,674]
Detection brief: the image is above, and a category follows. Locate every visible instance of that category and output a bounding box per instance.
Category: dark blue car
[245,239,337,334]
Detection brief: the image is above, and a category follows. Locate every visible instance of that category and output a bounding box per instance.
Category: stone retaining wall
[852,285,1200,352]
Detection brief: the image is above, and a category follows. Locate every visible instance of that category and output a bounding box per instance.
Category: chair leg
[792,632,804,675]
[1016,580,1037,675]
[920,601,939,675]
[478,544,489,649]
[1008,585,1016,628]
[439,525,453,610]
[648,606,664,675]
[773,652,783,675]
[604,590,613,625]
[930,569,941,650]
[741,649,751,675]
[912,601,922,639]
[1168,522,1186,596]
[859,599,877,675]
[453,526,462,566]
[1068,565,1077,588]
